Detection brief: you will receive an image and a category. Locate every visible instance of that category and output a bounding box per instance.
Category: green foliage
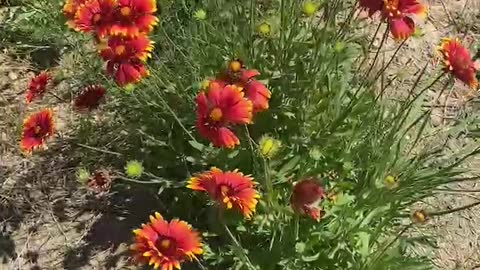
[4,0,479,269]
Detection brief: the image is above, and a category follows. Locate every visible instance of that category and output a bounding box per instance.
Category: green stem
[218,209,256,270]
[429,200,480,217]
[263,158,273,207]
[364,224,412,270]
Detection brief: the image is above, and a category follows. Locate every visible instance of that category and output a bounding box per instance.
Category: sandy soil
[1,0,480,269]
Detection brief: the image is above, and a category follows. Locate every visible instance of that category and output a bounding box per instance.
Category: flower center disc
[120,6,131,16]
[115,45,126,55]
[384,0,401,18]
[155,237,176,256]
[93,13,102,23]
[209,108,223,122]
[34,126,42,135]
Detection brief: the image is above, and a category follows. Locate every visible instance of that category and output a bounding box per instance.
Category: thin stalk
[429,200,480,217]
[49,92,67,102]
[115,175,167,185]
[219,210,256,270]
[370,38,407,83]
[364,24,389,81]
[354,21,382,79]
[263,158,273,207]
[364,224,413,270]
[153,91,198,143]
[249,0,255,59]
[434,188,480,193]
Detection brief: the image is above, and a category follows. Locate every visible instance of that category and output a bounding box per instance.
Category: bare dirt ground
[1,1,480,269]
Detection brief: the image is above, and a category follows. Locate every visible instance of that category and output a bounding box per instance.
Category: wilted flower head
[109,0,158,37]
[359,0,427,40]
[193,9,207,21]
[290,178,326,221]
[438,38,479,89]
[63,0,87,28]
[412,209,428,224]
[74,85,106,112]
[26,71,51,103]
[303,1,319,16]
[258,135,281,159]
[125,160,144,178]
[187,167,260,219]
[74,0,116,38]
[131,212,203,270]
[20,109,55,153]
[196,82,253,148]
[87,169,113,193]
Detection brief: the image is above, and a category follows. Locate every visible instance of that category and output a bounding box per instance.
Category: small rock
[8,72,18,81]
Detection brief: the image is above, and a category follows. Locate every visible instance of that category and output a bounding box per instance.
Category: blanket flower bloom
[438,38,479,89]
[214,60,271,112]
[131,212,203,270]
[196,82,253,148]
[290,178,326,221]
[100,35,153,86]
[63,0,87,28]
[110,0,159,37]
[187,167,260,219]
[26,71,51,103]
[359,0,427,40]
[74,85,107,111]
[20,109,55,153]
[74,0,116,38]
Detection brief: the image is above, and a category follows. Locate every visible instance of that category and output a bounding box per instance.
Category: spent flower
[290,178,326,221]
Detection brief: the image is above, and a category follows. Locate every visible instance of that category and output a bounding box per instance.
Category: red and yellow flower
[26,71,51,103]
[110,0,159,37]
[196,82,253,148]
[106,59,150,86]
[290,178,326,221]
[20,109,55,153]
[74,85,107,111]
[359,0,427,40]
[187,167,260,219]
[438,38,479,89]
[213,60,272,113]
[131,212,203,270]
[100,34,154,62]
[63,0,87,28]
[100,35,154,86]
[74,0,116,38]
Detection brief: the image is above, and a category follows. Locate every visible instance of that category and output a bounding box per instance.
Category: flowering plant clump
[64,0,158,86]
[10,0,480,269]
